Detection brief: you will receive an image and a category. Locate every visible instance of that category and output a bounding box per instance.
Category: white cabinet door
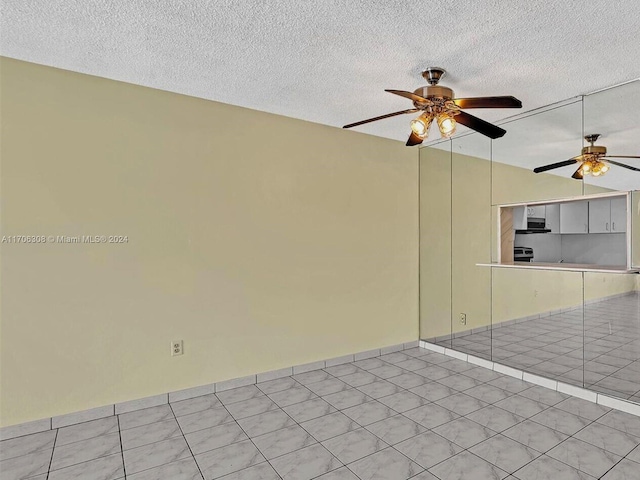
[528,205,546,218]
[512,206,527,230]
[545,203,560,233]
[611,196,627,232]
[588,199,611,233]
[560,201,588,234]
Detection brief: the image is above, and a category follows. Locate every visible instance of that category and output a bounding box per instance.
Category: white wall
[561,233,627,265]
[515,234,562,263]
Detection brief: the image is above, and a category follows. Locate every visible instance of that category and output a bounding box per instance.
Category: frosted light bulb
[410,119,428,138]
[437,114,457,138]
[410,114,433,138]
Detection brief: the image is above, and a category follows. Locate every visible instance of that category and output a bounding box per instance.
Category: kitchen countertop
[476,262,639,274]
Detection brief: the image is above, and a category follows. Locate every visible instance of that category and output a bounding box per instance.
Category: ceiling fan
[343,67,522,146]
[533,134,640,179]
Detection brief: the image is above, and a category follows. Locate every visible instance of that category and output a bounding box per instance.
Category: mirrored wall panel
[450,133,492,359]
[583,80,640,194]
[583,272,640,402]
[420,79,640,405]
[499,193,630,268]
[492,99,584,206]
[419,144,452,347]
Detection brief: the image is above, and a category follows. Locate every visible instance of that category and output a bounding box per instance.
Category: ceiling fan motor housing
[582,145,607,156]
[412,85,455,107]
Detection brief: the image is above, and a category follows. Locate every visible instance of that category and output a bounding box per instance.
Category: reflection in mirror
[419,77,640,408]
[583,272,640,403]
[449,133,492,359]
[583,80,640,193]
[491,269,584,387]
[499,193,630,269]
[492,99,584,206]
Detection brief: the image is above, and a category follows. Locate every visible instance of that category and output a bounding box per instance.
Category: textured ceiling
[1,1,640,167]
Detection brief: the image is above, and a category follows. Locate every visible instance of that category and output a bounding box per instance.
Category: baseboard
[0,339,419,441]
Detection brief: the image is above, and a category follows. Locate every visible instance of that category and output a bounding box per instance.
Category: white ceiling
[1,0,640,188]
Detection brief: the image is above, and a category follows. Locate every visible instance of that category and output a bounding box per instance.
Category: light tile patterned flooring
[2,348,640,479]
[437,293,640,402]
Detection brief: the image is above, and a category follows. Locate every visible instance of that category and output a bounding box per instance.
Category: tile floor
[436,292,640,402]
[2,347,640,479]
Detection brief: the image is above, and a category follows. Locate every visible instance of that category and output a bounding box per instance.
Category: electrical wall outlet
[459,313,467,325]
[534,290,538,297]
[171,340,183,356]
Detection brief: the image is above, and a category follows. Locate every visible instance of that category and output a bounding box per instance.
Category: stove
[514,246,534,262]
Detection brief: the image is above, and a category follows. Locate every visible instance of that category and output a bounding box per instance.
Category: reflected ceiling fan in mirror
[533,134,640,180]
[343,67,522,146]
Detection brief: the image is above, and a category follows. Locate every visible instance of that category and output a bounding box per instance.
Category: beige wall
[420,145,639,340]
[492,269,637,324]
[0,58,419,426]
[491,159,583,206]
[419,147,452,339]
[451,150,492,336]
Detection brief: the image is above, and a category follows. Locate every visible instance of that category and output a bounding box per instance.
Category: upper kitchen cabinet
[545,203,560,233]
[589,198,612,233]
[527,205,546,218]
[610,196,627,233]
[589,197,627,233]
[560,200,588,234]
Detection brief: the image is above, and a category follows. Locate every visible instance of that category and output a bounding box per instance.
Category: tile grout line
[506,408,611,479]
[116,415,127,480]
[167,402,205,480]
[45,428,58,480]
[215,401,287,479]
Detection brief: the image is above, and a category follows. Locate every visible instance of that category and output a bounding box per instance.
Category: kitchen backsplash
[561,233,627,266]
[515,233,561,263]
[515,232,627,265]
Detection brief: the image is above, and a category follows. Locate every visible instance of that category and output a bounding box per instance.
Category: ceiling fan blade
[533,158,580,173]
[454,111,506,139]
[602,155,640,159]
[385,89,431,105]
[606,159,640,172]
[406,131,424,146]
[572,165,584,180]
[453,96,522,109]
[343,108,419,129]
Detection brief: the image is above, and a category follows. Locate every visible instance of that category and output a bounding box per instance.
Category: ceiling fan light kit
[533,134,640,179]
[343,67,522,146]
